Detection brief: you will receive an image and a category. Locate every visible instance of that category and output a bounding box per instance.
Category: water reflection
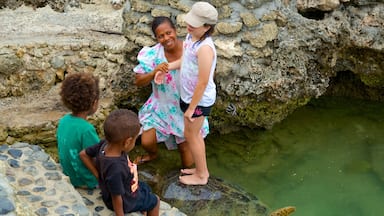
[206,96,384,216]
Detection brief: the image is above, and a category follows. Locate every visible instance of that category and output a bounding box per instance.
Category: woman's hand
[134,62,168,87]
[154,62,168,74]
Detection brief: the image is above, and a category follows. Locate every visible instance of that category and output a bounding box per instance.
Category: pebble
[0,142,186,216]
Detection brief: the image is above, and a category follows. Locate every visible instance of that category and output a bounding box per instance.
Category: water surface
[206,97,384,216]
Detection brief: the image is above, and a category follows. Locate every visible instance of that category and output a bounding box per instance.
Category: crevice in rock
[324,70,384,101]
[298,9,327,20]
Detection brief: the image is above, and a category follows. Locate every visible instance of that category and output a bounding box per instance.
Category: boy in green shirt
[56,72,100,189]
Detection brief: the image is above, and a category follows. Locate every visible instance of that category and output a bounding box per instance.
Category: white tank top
[180,34,217,107]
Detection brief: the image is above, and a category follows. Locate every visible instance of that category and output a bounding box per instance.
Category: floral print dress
[134,43,209,150]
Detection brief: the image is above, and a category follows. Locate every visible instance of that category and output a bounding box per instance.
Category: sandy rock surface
[0,0,124,45]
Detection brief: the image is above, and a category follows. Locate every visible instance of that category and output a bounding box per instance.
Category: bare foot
[133,154,156,165]
[180,168,196,175]
[179,174,208,185]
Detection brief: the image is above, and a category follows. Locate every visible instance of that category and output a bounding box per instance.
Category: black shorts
[180,99,212,118]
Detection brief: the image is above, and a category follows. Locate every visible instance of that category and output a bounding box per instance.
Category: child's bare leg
[179,117,209,185]
[148,195,160,216]
[180,168,196,175]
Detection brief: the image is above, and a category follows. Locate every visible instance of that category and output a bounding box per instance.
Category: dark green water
[206,97,384,216]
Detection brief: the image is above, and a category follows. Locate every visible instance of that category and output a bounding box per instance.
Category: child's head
[184,1,218,38]
[103,109,141,151]
[60,72,100,115]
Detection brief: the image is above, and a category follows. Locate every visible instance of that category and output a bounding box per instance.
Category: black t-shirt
[85,140,157,213]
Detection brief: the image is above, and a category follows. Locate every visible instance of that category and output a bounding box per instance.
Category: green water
[206,97,384,216]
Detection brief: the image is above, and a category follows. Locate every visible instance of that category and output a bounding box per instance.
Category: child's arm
[153,59,182,85]
[130,164,138,192]
[127,156,139,192]
[111,194,124,216]
[79,150,99,179]
[168,59,181,70]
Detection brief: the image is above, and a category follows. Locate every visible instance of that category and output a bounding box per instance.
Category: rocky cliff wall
[116,0,383,132]
[0,0,383,145]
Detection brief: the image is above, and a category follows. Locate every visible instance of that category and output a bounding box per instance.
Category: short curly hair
[60,72,100,114]
[103,109,141,144]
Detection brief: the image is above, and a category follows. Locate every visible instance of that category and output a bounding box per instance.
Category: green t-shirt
[56,113,99,188]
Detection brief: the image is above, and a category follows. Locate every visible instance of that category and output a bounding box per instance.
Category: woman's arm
[79,150,99,179]
[134,62,169,87]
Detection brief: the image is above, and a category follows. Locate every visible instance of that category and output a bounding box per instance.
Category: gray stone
[28,195,44,202]
[94,206,104,212]
[60,193,78,203]
[55,181,71,192]
[31,151,50,162]
[41,200,59,207]
[0,154,8,161]
[82,196,94,206]
[11,142,30,148]
[55,205,70,214]
[8,159,19,168]
[0,144,8,153]
[44,172,62,180]
[6,176,15,182]
[42,161,57,170]
[0,53,23,76]
[45,188,56,196]
[72,203,90,216]
[35,177,46,186]
[50,56,65,69]
[17,190,31,196]
[33,186,47,192]
[8,148,22,159]
[22,158,35,165]
[35,207,49,216]
[23,165,39,176]
[0,197,15,214]
[0,185,7,197]
[18,178,33,186]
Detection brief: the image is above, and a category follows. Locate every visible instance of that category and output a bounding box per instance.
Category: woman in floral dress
[133,16,209,168]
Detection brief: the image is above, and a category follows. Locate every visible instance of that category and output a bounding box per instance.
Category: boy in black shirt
[80,109,160,216]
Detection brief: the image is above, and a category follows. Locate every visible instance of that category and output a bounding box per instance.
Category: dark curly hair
[103,109,141,144]
[60,72,100,114]
[151,16,176,36]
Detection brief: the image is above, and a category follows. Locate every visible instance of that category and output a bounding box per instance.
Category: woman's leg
[178,141,194,168]
[179,116,209,185]
[134,128,158,164]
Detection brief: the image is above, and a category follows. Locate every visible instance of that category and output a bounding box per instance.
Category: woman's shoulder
[138,43,163,56]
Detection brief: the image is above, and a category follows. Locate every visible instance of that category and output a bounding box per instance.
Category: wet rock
[161,171,269,216]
